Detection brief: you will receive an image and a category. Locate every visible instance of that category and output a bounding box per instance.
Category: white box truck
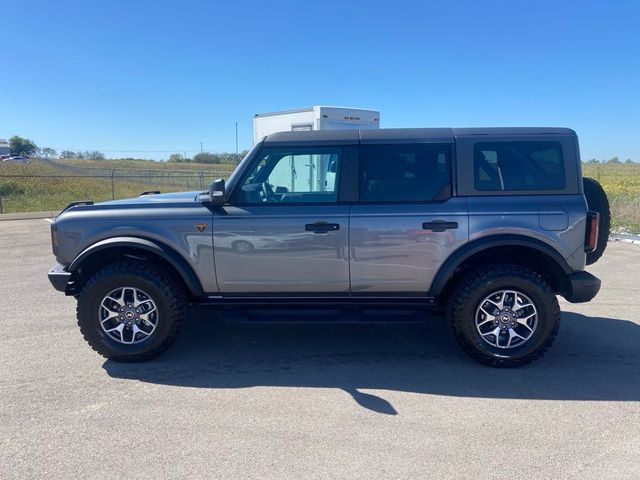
[253,105,380,144]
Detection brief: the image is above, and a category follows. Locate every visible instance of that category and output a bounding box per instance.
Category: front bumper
[48,263,72,292]
[564,271,601,303]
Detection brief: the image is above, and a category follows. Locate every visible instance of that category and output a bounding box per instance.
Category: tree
[193,152,219,164]
[625,158,634,164]
[39,147,57,158]
[60,150,76,159]
[84,150,105,160]
[9,136,38,156]
[168,153,185,163]
[607,156,621,164]
[585,158,599,164]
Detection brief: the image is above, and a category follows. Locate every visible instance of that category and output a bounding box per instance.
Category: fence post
[111,169,116,200]
[0,194,3,214]
[597,166,601,182]
[200,170,205,190]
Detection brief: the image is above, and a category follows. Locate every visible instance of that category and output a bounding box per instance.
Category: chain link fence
[0,170,227,214]
[1,160,638,233]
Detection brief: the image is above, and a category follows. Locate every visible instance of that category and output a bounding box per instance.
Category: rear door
[213,145,353,294]
[349,141,468,294]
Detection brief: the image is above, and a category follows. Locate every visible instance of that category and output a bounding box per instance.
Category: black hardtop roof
[263,127,576,145]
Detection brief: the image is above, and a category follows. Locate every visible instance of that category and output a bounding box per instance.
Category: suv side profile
[48,128,608,367]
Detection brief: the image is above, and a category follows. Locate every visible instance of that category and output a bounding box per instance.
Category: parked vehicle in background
[4,155,29,162]
[48,127,610,367]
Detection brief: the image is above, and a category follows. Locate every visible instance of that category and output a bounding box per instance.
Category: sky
[0,0,638,160]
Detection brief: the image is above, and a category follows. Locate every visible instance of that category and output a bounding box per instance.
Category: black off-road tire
[583,177,610,265]
[76,260,187,362]
[447,264,560,368]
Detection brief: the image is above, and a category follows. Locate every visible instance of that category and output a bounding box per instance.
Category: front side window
[232,147,341,204]
[359,143,451,202]
[474,141,565,191]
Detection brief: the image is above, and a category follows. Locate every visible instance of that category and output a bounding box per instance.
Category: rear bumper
[564,271,601,303]
[48,263,71,292]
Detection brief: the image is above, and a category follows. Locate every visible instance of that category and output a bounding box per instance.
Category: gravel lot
[1,219,639,479]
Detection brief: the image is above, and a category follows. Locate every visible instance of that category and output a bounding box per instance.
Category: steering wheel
[261,182,276,202]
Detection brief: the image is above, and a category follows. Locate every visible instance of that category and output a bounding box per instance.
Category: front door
[213,146,350,294]
[349,142,468,294]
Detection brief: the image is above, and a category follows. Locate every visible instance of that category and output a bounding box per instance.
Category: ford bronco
[48,128,610,367]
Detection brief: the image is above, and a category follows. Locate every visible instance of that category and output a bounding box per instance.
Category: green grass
[55,157,236,171]
[0,160,235,213]
[1,160,639,234]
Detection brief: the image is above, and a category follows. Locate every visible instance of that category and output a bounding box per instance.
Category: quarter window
[474,141,565,191]
[359,144,451,202]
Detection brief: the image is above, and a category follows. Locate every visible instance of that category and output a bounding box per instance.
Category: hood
[96,190,203,206]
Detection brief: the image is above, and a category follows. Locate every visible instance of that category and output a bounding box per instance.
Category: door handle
[305,222,340,234]
[422,220,458,232]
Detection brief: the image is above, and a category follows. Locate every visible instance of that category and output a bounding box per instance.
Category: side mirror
[209,178,226,206]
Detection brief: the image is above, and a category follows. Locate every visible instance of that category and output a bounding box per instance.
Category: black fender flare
[68,236,204,297]
[428,234,573,296]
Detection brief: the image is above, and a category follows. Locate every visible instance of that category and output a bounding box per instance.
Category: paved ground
[1,219,639,479]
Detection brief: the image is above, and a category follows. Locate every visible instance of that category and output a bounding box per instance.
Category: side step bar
[197,296,437,308]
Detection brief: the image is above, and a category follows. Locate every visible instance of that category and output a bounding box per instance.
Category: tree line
[167,152,248,165]
[7,136,105,160]
[584,157,634,164]
[7,135,634,165]
[5,135,246,164]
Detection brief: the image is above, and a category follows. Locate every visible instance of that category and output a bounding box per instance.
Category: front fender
[68,236,205,297]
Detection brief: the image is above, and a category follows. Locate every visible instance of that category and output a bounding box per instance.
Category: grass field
[582,163,640,233]
[0,160,235,214]
[55,158,236,171]
[1,159,639,234]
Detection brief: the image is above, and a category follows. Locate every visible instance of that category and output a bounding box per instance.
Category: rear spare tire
[583,177,610,265]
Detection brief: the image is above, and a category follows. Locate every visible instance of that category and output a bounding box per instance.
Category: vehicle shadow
[104,309,640,414]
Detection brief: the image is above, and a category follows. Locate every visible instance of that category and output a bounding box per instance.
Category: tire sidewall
[454,273,559,362]
[78,271,178,358]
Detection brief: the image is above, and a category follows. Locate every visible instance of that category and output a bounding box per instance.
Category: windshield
[223,140,263,192]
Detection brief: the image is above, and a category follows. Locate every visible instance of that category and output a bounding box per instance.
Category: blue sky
[1,0,638,160]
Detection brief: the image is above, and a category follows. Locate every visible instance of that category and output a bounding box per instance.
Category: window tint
[234,148,341,204]
[359,144,451,202]
[474,141,565,191]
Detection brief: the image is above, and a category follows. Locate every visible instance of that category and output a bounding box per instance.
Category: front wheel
[76,261,187,362]
[447,265,560,367]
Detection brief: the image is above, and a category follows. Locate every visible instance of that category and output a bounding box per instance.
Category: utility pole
[200,142,203,153]
[235,122,238,154]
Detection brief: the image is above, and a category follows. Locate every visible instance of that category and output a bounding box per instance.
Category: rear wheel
[76,260,187,362]
[583,177,610,265]
[447,264,560,367]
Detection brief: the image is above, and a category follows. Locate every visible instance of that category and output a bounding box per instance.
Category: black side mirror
[209,178,226,206]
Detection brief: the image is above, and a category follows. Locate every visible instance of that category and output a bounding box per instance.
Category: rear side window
[474,141,565,191]
[359,144,451,202]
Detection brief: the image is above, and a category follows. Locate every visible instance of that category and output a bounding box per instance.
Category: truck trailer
[253,106,380,144]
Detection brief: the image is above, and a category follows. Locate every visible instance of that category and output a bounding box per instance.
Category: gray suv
[48,128,609,367]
